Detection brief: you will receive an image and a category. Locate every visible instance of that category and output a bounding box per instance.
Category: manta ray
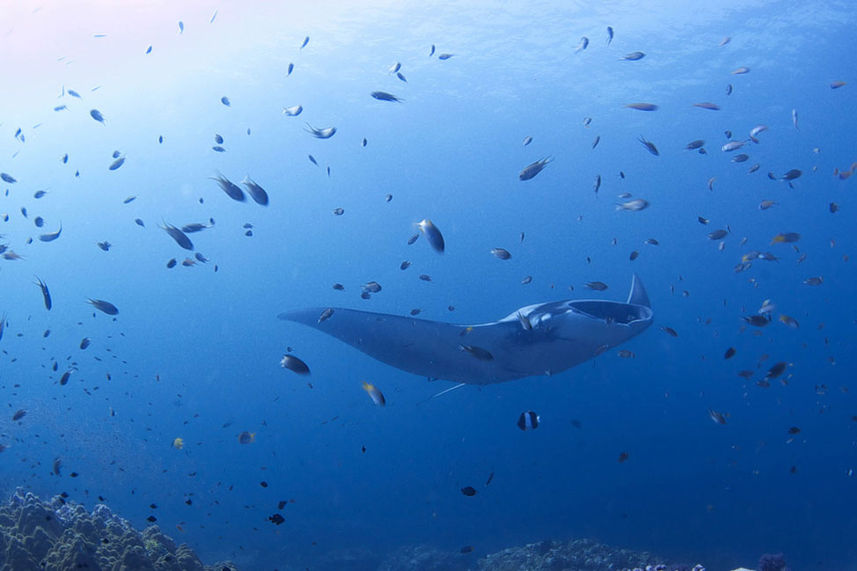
[278,274,653,385]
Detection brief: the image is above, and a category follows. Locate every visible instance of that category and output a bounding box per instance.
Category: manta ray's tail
[627,274,650,308]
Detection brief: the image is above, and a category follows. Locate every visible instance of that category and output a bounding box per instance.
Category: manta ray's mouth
[567,301,652,325]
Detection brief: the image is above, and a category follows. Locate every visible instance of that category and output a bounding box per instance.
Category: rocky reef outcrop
[0,489,236,571]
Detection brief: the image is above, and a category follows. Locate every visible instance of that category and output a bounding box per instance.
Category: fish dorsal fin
[627,274,650,308]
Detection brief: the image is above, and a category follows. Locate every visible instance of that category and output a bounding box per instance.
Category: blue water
[1,1,856,569]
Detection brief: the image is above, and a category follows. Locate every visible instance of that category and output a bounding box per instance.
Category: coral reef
[0,489,237,571]
[476,538,704,571]
[758,553,790,571]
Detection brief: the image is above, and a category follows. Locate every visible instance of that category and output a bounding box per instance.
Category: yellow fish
[361,382,386,407]
[172,437,184,450]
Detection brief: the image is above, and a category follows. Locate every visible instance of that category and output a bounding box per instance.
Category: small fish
[708,409,727,425]
[618,452,629,463]
[33,190,47,199]
[0,314,5,341]
[749,124,768,141]
[39,225,62,242]
[644,238,659,246]
[617,350,635,358]
[625,102,658,111]
[301,36,309,49]
[748,163,760,173]
[743,314,770,327]
[107,156,125,170]
[521,275,533,285]
[212,145,225,152]
[370,91,402,102]
[287,62,294,75]
[400,260,411,270]
[707,229,728,240]
[166,258,177,269]
[172,437,184,450]
[332,208,344,216]
[724,347,736,359]
[765,362,788,380]
[80,337,91,350]
[96,241,111,251]
[621,51,645,61]
[241,177,270,206]
[12,409,26,421]
[771,232,800,244]
[238,431,255,444]
[522,136,532,146]
[361,382,386,406]
[606,26,614,45]
[592,135,600,149]
[726,83,733,95]
[282,105,303,116]
[830,202,839,213]
[731,154,749,163]
[693,102,720,111]
[0,173,17,183]
[430,44,436,56]
[661,326,678,337]
[779,314,799,328]
[90,109,105,123]
[792,108,799,130]
[418,219,445,253]
[438,53,454,60]
[396,71,407,82]
[781,169,802,181]
[211,173,245,202]
[280,354,310,375]
[575,36,589,52]
[831,80,847,89]
[305,124,336,139]
[461,486,477,496]
[318,308,334,323]
[35,277,52,310]
[803,276,823,286]
[517,411,540,431]
[135,218,145,227]
[685,140,705,150]
[161,223,194,250]
[721,140,746,152]
[638,136,659,156]
[491,248,511,260]
[419,274,432,282]
[87,299,119,315]
[629,250,639,261]
[221,96,231,106]
[362,281,382,293]
[407,233,419,245]
[519,157,552,181]
[585,281,608,291]
[59,369,72,385]
[460,546,475,554]
[732,66,750,75]
[593,174,601,193]
[616,198,649,211]
[759,200,777,210]
[459,344,494,361]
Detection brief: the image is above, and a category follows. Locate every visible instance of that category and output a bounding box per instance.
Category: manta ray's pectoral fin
[627,273,650,308]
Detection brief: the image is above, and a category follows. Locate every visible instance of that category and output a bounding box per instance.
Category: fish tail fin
[627,274,650,308]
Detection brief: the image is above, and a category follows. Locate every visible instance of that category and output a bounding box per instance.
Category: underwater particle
[661,326,678,337]
[268,513,285,525]
[241,177,269,206]
[638,136,659,155]
[280,354,310,375]
[491,248,511,260]
[519,157,552,180]
[305,124,336,139]
[90,109,105,123]
[460,486,477,496]
[12,409,26,421]
[370,91,402,102]
[417,219,445,253]
[361,381,386,406]
[625,102,657,111]
[238,431,256,444]
[708,409,727,425]
[172,437,184,449]
[161,223,194,251]
[585,281,608,291]
[221,96,230,106]
[516,410,539,431]
[211,173,245,202]
[87,298,119,315]
[618,451,629,463]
